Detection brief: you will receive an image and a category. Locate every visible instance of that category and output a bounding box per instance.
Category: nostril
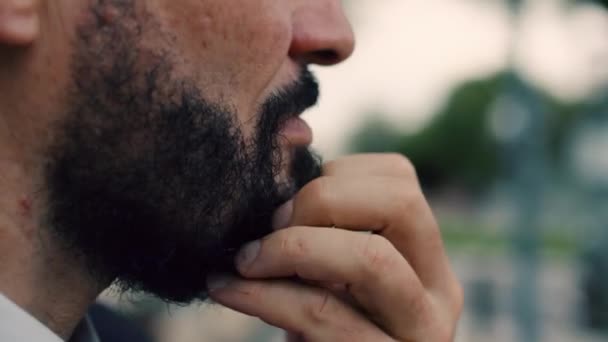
[311,49,340,65]
[288,7,355,67]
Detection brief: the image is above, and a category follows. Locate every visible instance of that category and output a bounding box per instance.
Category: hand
[208,154,463,341]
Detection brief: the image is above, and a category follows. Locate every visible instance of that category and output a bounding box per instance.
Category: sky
[305,0,608,158]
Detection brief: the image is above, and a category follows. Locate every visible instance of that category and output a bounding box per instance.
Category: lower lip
[280,117,313,146]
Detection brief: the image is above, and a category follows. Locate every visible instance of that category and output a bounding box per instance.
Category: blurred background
[100,0,608,341]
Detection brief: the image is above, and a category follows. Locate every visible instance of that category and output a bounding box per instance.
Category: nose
[289,0,355,66]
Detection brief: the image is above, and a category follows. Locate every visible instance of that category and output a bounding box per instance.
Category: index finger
[323,153,417,178]
[281,175,453,292]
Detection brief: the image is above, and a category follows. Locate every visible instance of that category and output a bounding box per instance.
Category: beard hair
[42,0,321,303]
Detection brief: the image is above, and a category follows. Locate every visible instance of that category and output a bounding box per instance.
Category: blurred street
[102,253,606,342]
[454,255,603,342]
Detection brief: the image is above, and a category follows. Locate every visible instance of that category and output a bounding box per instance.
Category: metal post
[571,89,608,333]
[504,1,543,341]
[503,73,544,342]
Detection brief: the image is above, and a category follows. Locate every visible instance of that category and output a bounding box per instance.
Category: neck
[0,157,107,340]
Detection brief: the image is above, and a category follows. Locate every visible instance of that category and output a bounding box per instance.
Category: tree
[347,73,585,193]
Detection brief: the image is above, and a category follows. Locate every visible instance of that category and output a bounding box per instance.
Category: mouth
[279,116,313,146]
[266,67,319,147]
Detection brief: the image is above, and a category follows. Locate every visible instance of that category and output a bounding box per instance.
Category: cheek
[149,0,293,115]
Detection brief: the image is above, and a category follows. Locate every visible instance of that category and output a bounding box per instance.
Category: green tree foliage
[395,75,504,191]
[348,73,584,193]
[348,74,504,191]
[348,114,404,156]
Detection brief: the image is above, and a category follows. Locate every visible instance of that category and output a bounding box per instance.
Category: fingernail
[272,200,294,230]
[207,274,237,292]
[235,240,261,271]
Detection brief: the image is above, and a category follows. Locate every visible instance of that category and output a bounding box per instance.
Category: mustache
[257,67,320,131]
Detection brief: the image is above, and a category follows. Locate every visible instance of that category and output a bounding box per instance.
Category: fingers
[322,153,417,178]
[234,227,440,339]
[254,154,463,340]
[284,175,450,289]
[208,277,390,342]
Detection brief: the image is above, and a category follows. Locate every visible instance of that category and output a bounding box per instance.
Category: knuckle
[450,279,465,316]
[388,185,422,222]
[409,292,433,318]
[427,289,462,341]
[385,153,417,177]
[390,185,442,236]
[305,289,341,323]
[277,229,310,260]
[440,317,461,342]
[434,325,456,342]
[359,234,399,275]
[392,184,418,212]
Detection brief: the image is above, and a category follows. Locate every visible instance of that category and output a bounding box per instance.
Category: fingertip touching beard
[42,1,322,304]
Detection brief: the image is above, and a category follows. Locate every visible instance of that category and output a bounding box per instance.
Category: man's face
[32,0,354,303]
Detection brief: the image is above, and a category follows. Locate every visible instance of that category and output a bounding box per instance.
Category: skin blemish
[18,197,32,218]
[99,6,121,25]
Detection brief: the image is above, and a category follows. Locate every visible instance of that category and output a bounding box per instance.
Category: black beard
[42,1,322,304]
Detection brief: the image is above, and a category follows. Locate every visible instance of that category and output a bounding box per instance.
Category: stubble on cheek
[147,0,295,131]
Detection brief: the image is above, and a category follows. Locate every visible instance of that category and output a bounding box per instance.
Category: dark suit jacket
[88,304,155,342]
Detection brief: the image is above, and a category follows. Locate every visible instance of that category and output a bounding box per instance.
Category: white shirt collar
[0,293,63,342]
[0,293,100,342]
